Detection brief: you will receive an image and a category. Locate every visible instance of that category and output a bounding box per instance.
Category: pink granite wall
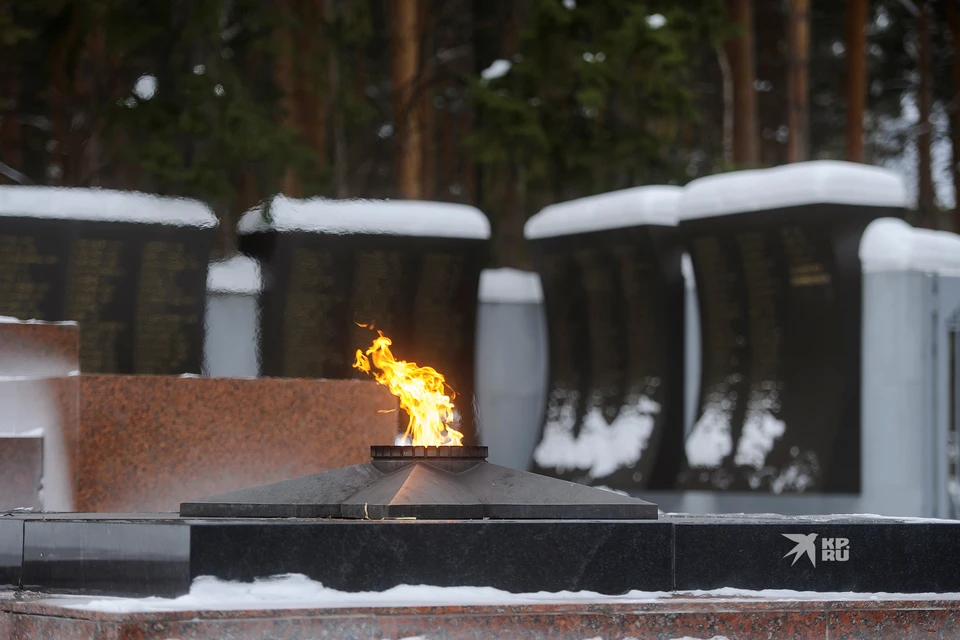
[76,375,398,512]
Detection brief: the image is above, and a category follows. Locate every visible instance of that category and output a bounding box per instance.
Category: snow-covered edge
[525,186,681,239]
[859,217,960,276]
[238,195,490,239]
[478,268,543,303]
[679,161,908,220]
[207,255,262,294]
[0,316,77,326]
[59,573,960,614]
[0,186,216,227]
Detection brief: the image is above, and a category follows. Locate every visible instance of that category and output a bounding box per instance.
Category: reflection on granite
[0,437,42,511]
[0,320,81,513]
[0,320,78,377]
[77,375,397,512]
[21,520,190,597]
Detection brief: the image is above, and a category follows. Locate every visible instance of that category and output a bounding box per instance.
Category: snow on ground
[859,217,960,276]
[207,255,262,295]
[478,268,543,304]
[525,186,680,239]
[0,186,216,227]
[59,573,960,613]
[679,160,907,220]
[237,195,490,239]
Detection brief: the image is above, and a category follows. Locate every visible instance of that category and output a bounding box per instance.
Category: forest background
[0,0,956,266]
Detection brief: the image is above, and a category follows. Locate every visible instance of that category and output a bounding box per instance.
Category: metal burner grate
[370,445,488,459]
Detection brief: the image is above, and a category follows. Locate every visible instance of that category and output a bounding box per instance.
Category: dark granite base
[3,513,960,598]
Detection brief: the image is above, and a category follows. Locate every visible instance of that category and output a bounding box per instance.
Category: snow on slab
[478,268,543,303]
[207,255,262,294]
[238,195,490,239]
[859,217,960,276]
[58,573,960,614]
[0,186,216,227]
[0,316,76,325]
[525,186,681,239]
[679,160,908,220]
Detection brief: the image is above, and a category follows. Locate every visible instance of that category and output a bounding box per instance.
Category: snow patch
[646,14,667,29]
[238,195,490,239]
[133,75,156,100]
[859,217,960,276]
[533,391,660,478]
[480,59,512,80]
[685,402,733,467]
[478,268,543,303]
[207,255,262,294]
[679,161,907,220]
[526,186,680,239]
[0,186,216,227]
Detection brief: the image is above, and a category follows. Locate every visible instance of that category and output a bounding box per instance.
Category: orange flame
[354,328,463,446]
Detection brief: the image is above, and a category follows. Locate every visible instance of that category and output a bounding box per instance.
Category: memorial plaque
[529,226,686,490]
[0,189,216,374]
[679,204,903,493]
[242,230,487,444]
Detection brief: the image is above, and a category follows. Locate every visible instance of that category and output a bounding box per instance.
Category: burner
[181,445,658,520]
[370,445,488,459]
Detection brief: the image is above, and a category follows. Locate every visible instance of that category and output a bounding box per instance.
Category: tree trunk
[717,43,734,167]
[297,0,328,191]
[324,0,347,198]
[0,41,24,183]
[947,0,960,231]
[917,0,935,228]
[418,0,437,201]
[725,0,759,168]
[390,0,422,199]
[276,0,301,197]
[787,0,810,163]
[844,0,867,163]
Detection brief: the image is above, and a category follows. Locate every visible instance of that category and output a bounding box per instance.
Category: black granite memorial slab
[679,203,903,494]
[526,224,686,492]
[239,200,489,444]
[5,513,960,598]
[673,515,960,593]
[190,519,673,594]
[0,189,216,374]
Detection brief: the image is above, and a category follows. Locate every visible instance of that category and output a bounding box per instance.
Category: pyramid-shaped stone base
[180,446,658,520]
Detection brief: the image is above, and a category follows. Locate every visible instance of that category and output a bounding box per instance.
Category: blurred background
[2,0,959,519]
[1,0,955,263]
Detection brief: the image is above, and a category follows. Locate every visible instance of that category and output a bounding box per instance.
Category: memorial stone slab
[0,186,217,374]
[524,187,686,490]
[238,196,489,443]
[678,161,908,493]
